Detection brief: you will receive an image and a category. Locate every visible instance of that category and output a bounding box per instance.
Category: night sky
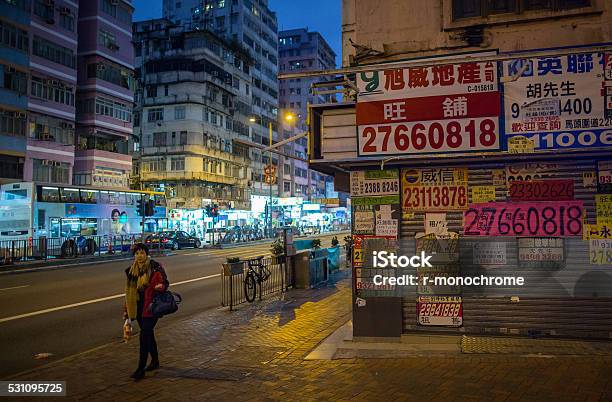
[132,0,342,67]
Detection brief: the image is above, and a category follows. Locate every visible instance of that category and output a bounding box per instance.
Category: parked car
[145,231,202,250]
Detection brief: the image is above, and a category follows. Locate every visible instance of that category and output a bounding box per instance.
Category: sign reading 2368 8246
[503,52,612,151]
[356,53,501,156]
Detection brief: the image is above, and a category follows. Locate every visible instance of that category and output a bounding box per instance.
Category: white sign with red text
[356,53,500,156]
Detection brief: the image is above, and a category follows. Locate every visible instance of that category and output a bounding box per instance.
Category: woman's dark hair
[132,242,149,256]
[111,209,120,220]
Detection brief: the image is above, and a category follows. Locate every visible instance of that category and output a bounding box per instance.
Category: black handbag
[151,290,182,317]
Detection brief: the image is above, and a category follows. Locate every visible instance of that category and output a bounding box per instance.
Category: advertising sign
[503,52,612,151]
[598,161,612,193]
[589,239,612,265]
[353,205,376,235]
[518,237,564,262]
[417,296,463,327]
[350,170,400,196]
[508,179,574,201]
[473,242,507,265]
[356,55,500,156]
[505,163,559,183]
[471,186,497,203]
[402,168,468,211]
[464,201,583,237]
[596,194,612,225]
[583,224,612,239]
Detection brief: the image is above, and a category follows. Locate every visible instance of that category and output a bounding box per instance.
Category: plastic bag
[123,319,132,343]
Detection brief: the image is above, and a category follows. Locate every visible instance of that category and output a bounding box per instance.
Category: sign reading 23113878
[356,53,501,156]
[503,52,612,150]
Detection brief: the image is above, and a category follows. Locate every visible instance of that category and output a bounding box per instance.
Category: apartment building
[74,0,135,189]
[0,0,134,189]
[278,27,337,199]
[133,19,252,210]
[163,0,281,198]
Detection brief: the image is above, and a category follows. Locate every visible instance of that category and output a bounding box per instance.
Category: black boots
[130,369,145,381]
[145,361,159,372]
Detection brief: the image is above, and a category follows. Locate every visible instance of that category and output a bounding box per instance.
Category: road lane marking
[0,285,30,292]
[0,273,221,324]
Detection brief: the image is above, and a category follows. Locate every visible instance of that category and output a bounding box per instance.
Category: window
[32,159,70,184]
[147,108,164,122]
[31,77,75,106]
[147,85,157,97]
[59,12,75,32]
[32,36,76,69]
[94,97,132,122]
[284,182,290,192]
[98,30,117,50]
[87,62,135,90]
[0,20,28,52]
[174,106,186,120]
[101,0,131,24]
[153,132,166,146]
[0,154,23,179]
[170,157,184,171]
[453,0,590,19]
[2,64,27,94]
[0,108,27,137]
[164,85,169,96]
[29,115,74,145]
[180,131,188,145]
[33,0,54,20]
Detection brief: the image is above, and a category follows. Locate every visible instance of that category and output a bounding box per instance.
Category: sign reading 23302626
[503,52,612,151]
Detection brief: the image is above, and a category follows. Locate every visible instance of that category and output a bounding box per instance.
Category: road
[0,233,345,378]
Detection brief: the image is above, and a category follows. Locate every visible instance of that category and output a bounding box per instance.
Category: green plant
[331,236,339,247]
[311,239,321,249]
[270,238,284,256]
[226,257,240,263]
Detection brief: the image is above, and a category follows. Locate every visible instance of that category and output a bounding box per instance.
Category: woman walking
[124,243,168,381]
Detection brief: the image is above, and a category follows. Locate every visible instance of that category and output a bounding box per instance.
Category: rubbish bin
[293,250,311,289]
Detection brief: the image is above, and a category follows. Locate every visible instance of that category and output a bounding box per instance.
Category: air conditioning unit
[108,42,120,51]
[46,18,55,25]
[60,6,70,15]
[41,159,52,166]
[50,80,60,87]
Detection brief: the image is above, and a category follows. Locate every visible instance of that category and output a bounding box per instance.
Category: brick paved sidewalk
[12,270,612,401]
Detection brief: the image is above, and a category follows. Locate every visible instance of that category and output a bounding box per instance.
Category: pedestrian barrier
[0,234,166,267]
[221,255,292,310]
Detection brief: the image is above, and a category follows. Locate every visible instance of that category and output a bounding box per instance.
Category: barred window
[32,36,75,69]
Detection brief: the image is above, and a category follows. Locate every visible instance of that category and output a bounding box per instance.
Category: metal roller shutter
[400,159,612,339]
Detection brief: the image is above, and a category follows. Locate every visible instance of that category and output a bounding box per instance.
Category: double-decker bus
[0,182,167,254]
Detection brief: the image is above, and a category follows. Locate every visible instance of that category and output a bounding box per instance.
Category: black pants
[136,300,158,370]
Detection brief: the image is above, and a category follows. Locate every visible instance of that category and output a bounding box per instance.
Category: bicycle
[244,256,271,302]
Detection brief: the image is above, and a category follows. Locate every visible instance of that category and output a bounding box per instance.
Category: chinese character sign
[356,56,501,156]
[503,52,612,151]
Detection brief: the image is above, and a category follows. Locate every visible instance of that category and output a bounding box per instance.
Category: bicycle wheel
[244,273,257,303]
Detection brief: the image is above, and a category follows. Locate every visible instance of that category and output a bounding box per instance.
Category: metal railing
[0,234,167,266]
[221,256,292,310]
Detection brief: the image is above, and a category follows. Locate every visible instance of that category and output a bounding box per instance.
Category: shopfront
[309,46,612,339]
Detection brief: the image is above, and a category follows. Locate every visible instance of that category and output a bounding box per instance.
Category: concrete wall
[342,0,612,67]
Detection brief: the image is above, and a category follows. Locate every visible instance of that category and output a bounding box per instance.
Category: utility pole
[268,121,273,238]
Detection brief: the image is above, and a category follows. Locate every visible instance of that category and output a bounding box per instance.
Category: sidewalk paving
[11,269,612,401]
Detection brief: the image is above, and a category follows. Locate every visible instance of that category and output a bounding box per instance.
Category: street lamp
[249,112,298,238]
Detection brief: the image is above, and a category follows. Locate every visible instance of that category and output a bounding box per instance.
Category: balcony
[142,144,248,165]
[140,170,248,187]
[0,87,27,110]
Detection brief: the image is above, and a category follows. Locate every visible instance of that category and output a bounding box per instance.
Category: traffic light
[136,198,144,216]
[145,199,155,216]
[211,204,219,218]
[205,205,212,217]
